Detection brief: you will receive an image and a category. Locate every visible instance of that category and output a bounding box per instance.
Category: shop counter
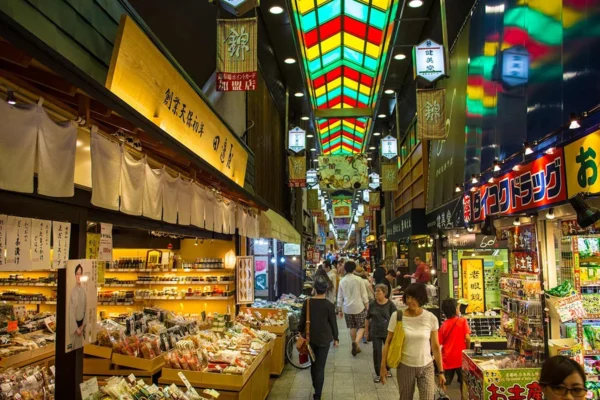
[462,350,541,400]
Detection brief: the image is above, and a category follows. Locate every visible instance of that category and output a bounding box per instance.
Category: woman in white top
[380,283,445,399]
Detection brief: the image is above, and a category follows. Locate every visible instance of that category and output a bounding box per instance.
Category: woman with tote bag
[379,283,446,400]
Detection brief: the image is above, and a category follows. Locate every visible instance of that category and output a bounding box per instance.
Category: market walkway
[267,319,462,400]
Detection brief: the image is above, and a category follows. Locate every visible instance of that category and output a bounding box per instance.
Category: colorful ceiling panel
[318,117,371,154]
[290,0,399,154]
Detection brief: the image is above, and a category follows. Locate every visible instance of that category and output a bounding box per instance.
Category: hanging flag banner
[357,216,366,229]
[471,150,567,222]
[307,189,320,211]
[0,215,6,266]
[381,135,398,159]
[413,38,446,82]
[333,200,351,218]
[417,89,446,140]
[369,192,381,210]
[52,221,71,269]
[5,216,32,271]
[31,219,51,270]
[99,223,113,261]
[318,154,369,189]
[216,18,258,91]
[381,164,397,191]
[288,127,306,153]
[364,205,372,221]
[288,156,307,187]
[86,233,101,260]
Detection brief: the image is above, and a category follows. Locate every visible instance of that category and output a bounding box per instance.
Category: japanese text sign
[216,18,257,91]
[288,156,306,188]
[99,223,113,261]
[288,127,306,153]
[462,259,485,313]
[0,215,5,266]
[52,221,71,269]
[553,294,587,323]
[381,135,398,159]
[5,216,32,271]
[471,150,567,222]
[416,89,446,140]
[106,15,248,186]
[333,200,351,218]
[31,219,51,270]
[413,38,445,82]
[564,128,600,197]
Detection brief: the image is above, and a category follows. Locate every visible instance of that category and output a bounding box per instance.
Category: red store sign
[471,150,567,222]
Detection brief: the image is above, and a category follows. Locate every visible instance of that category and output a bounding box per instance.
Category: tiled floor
[267,319,462,400]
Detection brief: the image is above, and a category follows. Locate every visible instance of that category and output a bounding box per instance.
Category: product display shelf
[0,343,56,370]
[0,271,58,313]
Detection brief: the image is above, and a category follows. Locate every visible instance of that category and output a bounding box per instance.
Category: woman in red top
[438,298,471,390]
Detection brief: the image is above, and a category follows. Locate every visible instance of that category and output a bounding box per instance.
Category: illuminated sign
[413,38,446,82]
[501,46,529,87]
[381,135,398,159]
[288,127,306,153]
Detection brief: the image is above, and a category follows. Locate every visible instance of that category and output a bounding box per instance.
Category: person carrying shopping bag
[365,284,396,382]
[379,283,446,400]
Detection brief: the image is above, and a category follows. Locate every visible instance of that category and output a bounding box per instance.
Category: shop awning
[259,210,301,244]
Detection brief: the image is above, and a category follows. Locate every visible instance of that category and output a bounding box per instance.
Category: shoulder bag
[386,310,405,368]
[296,299,315,363]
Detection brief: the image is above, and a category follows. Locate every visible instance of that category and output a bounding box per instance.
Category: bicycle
[284,300,311,369]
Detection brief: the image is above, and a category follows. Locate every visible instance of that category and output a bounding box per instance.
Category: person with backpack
[438,298,471,390]
[379,283,445,399]
[365,284,397,382]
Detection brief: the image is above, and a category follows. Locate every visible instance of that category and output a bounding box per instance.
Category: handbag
[296,299,315,363]
[386,310,405,368]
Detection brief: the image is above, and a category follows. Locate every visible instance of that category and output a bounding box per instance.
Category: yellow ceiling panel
[321,34,342,55]
[306,45,321,61]
[344,33,365,53]
[327,77,342,91]
[359,84,371,96]
[366,42,381,59]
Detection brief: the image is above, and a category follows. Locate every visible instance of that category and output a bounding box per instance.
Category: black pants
[310,343,330,399]
[445,368,462,385]
[372,336,385,376]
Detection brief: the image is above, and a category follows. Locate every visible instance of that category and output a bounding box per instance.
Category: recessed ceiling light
[301,116,309,120]
[294,92,304,97]
[394,53,407,60]
[284,58,296,64]
[373,132,381,136]
[307,134,314,138]
[310,148,316,151]
[367,157,372,161]
[384,89,395,95]
[408,0,423,8]
[369,146,376,150]
[269,6,284,14]
[378,114,387,118]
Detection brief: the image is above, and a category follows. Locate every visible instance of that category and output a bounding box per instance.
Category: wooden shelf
[134,281,234,286]
[0,283,56,287]
[135,295,234,301]
[1,300,56,305]
[105,268,232,274]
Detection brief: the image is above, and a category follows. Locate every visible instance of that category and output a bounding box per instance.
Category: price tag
[204,388,220,398]
[177,372,199,396]
[49,366,55,376]
[1,383,11,393]
[6,321,18,333]
[127,373,136,383]
[79,377,99,400]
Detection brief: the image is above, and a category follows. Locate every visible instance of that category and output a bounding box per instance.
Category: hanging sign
[52,221,71,269]
[0,215,5,266]
[99,223,113,261]
[236,256,255,304]
[417,89,446,140]
[387,209,427,241]
[426,196,464,232]
[502,46,529,87]
[318,154,369,189]
[333,200,351,218]
[106,15,249,186]
[381,164,397,191]
[216,18,258,91]
[5,216,32,271]
[369,172,380,189]
[288,156,307,187]
[31,219,51,270]
[288,127,306,153]
[307,189,320,211]
[86,233,100,259]
[564,128,600,197]
[413,38,446,82]
[369,192,381,210]
[471,150,567,222]
[306,169,318,187]
[461,258,485,313]
[219,0,258,17]
[66,260,98,352]
[381,135,398,159]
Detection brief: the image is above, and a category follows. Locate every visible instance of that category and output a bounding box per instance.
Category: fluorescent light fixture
[384,89,395,95]
[307,133,314,138]
[269,6,284,14]
[367,157,372,161]
[369,146,376,150]
[310,148,316,151]
[394,53,407,60]
[408,0,423,7]
[284,58,296,64]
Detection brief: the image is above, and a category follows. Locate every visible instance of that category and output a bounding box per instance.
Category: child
[438,298,471,388]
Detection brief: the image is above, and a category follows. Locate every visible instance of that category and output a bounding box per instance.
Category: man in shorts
[338,260,369,356]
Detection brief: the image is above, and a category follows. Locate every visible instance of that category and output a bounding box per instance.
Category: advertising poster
[236,256,255,304]
[5,216,32,271]
[66,260,98,352]
[86,233,100,259]
[254,256,269,297]
[318,154,369,189]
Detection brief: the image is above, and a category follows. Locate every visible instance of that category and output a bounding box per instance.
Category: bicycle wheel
[285,333,311,369]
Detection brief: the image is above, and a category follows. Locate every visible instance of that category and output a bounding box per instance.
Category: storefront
[386,209,429,274]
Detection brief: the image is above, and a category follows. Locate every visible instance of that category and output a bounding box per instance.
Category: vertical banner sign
[417,89,446,140]
[5,216,32,271]
[369,191,381,210]
[381,135,398,159]
[66,260,98,352]
[236,256,255,304]
[254,256,268,297]
[364,205,372,221]
[31,219,51,270]
[86,233,100,259]
[413,38,446,82]
[0,215,6,266]
[288,156,307,187]
[462,258,485,313]
[307,189,320,211]
[216,18,257,91]
[52,221,71,269]
[357,216,366,229]
[381,164,397,191]
[288,127,306,153]
[99,223,113,261]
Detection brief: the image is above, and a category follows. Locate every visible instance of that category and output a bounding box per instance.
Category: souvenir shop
[0,11,298,400]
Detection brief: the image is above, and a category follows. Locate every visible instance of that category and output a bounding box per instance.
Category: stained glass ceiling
[290,0,399,154]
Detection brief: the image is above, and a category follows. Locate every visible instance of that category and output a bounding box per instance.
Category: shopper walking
[312,266,336,305]
[539,356,587,400]
[338,260,369,356]
[323,261,337,303]
[438,298,470,390]
[355,265,375,302]
[298,276,339,400]
[365,284,396,382]
[380,283,445,400]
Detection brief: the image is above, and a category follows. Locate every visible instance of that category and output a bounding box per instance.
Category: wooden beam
[0,59,76,95]
[314,107,374,119]
[0,40,31,67]
[78,95,90,128]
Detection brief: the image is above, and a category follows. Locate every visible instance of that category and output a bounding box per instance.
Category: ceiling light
[76,140,83,148]
[194,238,199,246]
[294,92,304,97]
[546,208,555,220]
[409,0,423,8]
[313,160,318,163]
[367,157,372,161]
[454,232,460,238]
[271,257,276,264]
[384,89,395,95]
[369,146,376,150]
[570,113,581,129]
[269,6,284,14]
[378,114,387,118]
[301,116,309,121]
[512,165,520,172]
[284,58,296,64]
[470,186,477,192]
[488,177,495,184]
[83,146,90,152]
[6,91,16,105]
[471,174,479,184]
[466,224,474,233]
[373,132,381,136]
[523,141,533,155]
[394,54,406,60]
[513,218,521,226]
[307,134,314,138]
[545,147,555,155]
[455,184,462,193]
[493,160,501,172]
[310,148,316,151]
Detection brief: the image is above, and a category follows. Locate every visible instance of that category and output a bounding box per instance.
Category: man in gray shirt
[338,260,368,356]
